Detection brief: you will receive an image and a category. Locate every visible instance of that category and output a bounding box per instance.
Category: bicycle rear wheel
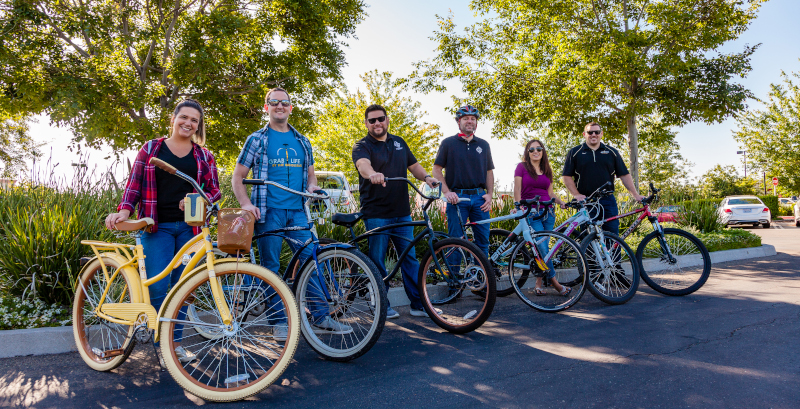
[581,231,640,305]
[418,238,496,333]
[636,228,711,296]
[509,231,587,312]
[294,246,387,362]
[73,257,136,371]
[159,262,299,402]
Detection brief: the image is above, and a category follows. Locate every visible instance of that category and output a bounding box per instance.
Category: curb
[0,326,76,358]
[0,244,778,359]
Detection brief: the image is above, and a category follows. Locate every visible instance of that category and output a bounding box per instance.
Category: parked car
[778,197,795,206]
[718,195,771,228]
[314,171,358,214]
[794,201,800,227]
[653,205,684,223]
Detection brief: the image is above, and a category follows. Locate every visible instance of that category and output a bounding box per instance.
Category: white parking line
[771,224,784,229]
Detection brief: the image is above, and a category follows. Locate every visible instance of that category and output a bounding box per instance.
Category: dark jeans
[445,189,490,256]
[364,216,423,310]
[588,195,620,235]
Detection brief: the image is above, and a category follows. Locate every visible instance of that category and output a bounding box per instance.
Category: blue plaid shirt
[237,123,315,222]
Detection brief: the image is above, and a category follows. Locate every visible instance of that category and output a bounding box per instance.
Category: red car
[653,205,684,223]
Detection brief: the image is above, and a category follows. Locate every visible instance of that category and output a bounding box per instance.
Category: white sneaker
[313,317,353,335]
[272,324,289,342]
[174,346,197,363]
[409,307,442,318]
[386,307,400,319]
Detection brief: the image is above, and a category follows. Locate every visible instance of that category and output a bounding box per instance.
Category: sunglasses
[586,130,601,136]
[528,146,544,153]
[267,99,291,107]
[367,116,387,124]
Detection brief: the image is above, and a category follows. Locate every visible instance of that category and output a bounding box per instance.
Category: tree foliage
[412,0,763,185]
[699,164,756,198]
[0,0,366,164]
[734,69,800,194]
[0,114,41,177]
[307,71,441,185]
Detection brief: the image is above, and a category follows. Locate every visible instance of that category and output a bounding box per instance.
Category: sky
[25,0,800,190]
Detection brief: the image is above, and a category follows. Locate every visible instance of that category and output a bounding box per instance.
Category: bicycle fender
[76,253,144,304]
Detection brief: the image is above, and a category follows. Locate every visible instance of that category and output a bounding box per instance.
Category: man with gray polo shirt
[432,105,494,256]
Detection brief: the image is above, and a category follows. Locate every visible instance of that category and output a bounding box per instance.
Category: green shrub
[758,195,778,218]
[677,198,724,233]
[0,295,71,330]
[778,205,794,217]
[0,167,124,305]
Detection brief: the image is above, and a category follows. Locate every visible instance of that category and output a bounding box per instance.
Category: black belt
[455,188,484,195]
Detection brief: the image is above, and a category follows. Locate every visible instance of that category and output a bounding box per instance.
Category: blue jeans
[364,216,423,310]
[255,209,326,324]
[141,221,194,340]
[445,189,490,256]
[527,208,556,279]
[598,195,620,235]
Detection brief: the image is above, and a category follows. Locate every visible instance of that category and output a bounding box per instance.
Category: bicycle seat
[331,212,364,228]
[114,218,155,232]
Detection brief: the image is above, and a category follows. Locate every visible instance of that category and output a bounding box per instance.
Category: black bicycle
[330,177,496,334]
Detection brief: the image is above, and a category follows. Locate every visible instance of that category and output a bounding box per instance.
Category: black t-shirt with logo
[562,142,628,196]
[434,134,495,190]
[352,133,418,219]
[155,143,198,222]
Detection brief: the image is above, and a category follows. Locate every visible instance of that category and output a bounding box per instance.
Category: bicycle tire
[508,231,588,312]
[580,231,640,305]
[73,257,136,371]
[159,262,299,402]
[636,228,711,296]
[418,238,496,333]
[285,237,338,282]
[293,246,387,362]
[488,229,524,297]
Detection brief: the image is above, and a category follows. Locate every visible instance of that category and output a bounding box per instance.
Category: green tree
[0,115,41,177]
[700,164,756,198]
[734,70,800,194]
[0,0,366,165]
[308,71,441,185]
[412,0,763,186]
[636,117,693,188]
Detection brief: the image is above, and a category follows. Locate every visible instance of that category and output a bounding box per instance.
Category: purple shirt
[515,162,551,202]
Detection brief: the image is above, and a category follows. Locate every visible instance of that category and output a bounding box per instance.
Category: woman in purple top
[513,139,570,296]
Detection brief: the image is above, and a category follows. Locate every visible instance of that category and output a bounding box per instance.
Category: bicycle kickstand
[150,332,166,372]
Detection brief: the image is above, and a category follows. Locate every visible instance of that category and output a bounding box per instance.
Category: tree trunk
[626,114,639,188]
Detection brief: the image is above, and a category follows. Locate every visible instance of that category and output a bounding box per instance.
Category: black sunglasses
[586,130,601,135]
[367,115,387,124]
[267,99,291,107]
[528,146,544,153]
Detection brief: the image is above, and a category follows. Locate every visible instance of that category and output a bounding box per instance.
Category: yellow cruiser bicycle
[72,157,299,402]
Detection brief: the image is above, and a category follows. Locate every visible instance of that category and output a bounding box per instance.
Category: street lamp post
[736,150,747,178]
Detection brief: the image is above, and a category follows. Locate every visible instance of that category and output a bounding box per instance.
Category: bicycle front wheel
[581,231,640,305]
[294,246,387,362]
[636,228,711,296]
[73,256,136,371]
[159,262,299,402]
[418,238,496,334]
[509,231,587,312]
[488,229,524,297]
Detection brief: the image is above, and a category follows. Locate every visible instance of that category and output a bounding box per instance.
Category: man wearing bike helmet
[353,104,440,319]
[232,87,351,340]
[433,104,495,256]
[562,122,644,234]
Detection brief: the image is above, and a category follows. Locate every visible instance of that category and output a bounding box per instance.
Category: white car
[779,197,795,206]
[794,201,800,227]
[718,195,771,228]
[314,171,358,213]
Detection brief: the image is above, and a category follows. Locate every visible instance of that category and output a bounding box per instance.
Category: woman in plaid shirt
[105,99,221,363]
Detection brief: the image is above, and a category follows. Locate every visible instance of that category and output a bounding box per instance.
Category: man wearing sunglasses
[233,87,351,340]
[562,122,644,234]
[352,104,440,319]
[432,105,495,257]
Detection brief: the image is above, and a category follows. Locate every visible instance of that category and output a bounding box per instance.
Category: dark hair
[364,104,387,120]
[584,122,602,132]
[523,139,553,183]
[265,87,291,104]
[171,99,206,146]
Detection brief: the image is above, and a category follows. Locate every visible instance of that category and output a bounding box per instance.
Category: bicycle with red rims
[603,183,711,296]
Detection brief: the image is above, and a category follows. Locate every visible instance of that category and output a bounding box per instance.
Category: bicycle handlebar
[512,196,555,221]
[150,158,213,205]
[384,177,441,201]
[641,182,660,206]
[242,179,330,200]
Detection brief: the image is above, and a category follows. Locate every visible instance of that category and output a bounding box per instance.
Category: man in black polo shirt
[432,105,494,256]
[562,122,644,234]
[352,104,439,319]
